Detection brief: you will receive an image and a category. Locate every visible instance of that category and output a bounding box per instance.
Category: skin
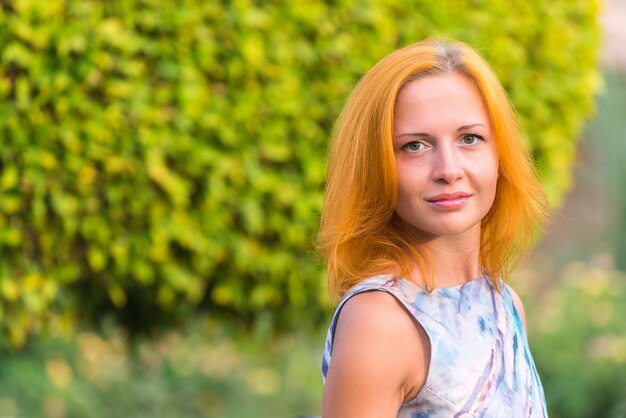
[393,74,499,287]
[323,74,527,417]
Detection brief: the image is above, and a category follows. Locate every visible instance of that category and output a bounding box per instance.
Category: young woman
[318,39,549,417]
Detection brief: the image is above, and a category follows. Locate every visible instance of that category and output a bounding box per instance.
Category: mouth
[425,192,471,209]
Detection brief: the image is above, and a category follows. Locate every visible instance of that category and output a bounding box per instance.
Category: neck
[409,228,482,288]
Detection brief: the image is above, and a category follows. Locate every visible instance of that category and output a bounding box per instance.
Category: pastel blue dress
[322,274,548,417]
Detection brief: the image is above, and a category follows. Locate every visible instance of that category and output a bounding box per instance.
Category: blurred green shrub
[0,0,600,346]
[522,261,626,418]
[586,72,626,271]
[0,319,323,417]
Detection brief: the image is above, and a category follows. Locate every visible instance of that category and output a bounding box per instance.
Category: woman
[318,39,549,417]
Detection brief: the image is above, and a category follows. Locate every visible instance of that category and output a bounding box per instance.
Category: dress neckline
[394,272,489,294]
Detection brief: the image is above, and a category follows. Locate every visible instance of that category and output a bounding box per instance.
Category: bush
[585,72,626,271]
[0,319,324,417]
[519,260,626,418]
[0,0,600,346]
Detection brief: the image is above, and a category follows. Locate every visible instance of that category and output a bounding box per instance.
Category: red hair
[318,39,548,302]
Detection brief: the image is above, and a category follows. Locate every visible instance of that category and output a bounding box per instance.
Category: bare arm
[322,291,430,418]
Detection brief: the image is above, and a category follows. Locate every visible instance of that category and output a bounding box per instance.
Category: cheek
[483,172,499,211]
[394,167,430,220]
[395,163,424,192]
[394,163,414,207]
[482,151,499,197]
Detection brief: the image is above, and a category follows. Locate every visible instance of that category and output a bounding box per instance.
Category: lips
[425,192,471,209]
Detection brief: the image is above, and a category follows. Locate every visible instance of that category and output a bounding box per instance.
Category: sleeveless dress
[322,274,548,418]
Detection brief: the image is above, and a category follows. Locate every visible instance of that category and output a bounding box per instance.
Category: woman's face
[392,73,499,242]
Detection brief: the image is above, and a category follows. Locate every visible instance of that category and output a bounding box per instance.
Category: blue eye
[461,134,484,146]
[401,141,425,153]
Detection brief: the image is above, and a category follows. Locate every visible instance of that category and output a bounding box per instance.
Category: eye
[460,134,485,146]
[400,141,426,153]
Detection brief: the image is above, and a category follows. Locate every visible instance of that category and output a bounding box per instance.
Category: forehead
[393,74,490,131]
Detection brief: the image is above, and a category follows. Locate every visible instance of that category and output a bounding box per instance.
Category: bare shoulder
[337,290,418,337]
[323,290,430,418]
[505,284,527,332]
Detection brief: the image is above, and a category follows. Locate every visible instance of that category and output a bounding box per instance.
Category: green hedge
[0,0,600,347]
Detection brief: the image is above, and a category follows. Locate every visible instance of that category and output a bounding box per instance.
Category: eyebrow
[457,123,486,131]
[394,123,487,139]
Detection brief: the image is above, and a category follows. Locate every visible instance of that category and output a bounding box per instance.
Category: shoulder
[323,290,429,417]
[335,290,419,347]
[504,283,527,332]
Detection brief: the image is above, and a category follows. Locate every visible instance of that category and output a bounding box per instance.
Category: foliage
[517,259,626,418]
[0,0,600,346]
[0,319,324,418]
[585,72,626,271]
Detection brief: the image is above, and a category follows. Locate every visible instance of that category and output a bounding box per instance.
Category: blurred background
[0,0,623,417]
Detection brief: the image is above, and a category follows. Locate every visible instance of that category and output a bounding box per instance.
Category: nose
[431,144,464,184]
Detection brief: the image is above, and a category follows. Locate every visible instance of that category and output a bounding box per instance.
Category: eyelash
[460,134,485,145]
[400,134,485,153]
[400,141,426,153]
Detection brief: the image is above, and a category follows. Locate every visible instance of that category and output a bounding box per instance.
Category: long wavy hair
[318,38,548,302]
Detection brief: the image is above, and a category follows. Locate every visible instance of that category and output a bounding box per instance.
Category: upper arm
[322,291,429,418]
[507,284,527,333]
